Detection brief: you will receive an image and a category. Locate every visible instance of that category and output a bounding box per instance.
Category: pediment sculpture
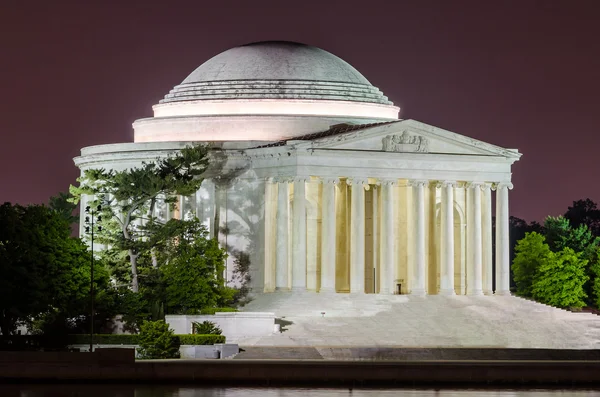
[382,131,429,153]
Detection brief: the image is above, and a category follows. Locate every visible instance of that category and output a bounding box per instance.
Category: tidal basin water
[3,386,600,397]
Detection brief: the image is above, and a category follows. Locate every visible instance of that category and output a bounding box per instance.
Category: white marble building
[74,41,521,297]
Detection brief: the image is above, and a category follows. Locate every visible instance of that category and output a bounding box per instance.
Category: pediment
[305,119,521,159]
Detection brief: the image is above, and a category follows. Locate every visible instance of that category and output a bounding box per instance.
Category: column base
[439,289,456,296]
[275,287,291,292]
[466,289,484,296]
[483,290,494,296]
[495,290,511,296]
[410,288,427,296]
[319,288,336,294]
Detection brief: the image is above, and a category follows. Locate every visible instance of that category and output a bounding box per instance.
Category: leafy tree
[159,219,232,314]
[70,144,210,292]
[565,199,600,237]
[532,247,588,308]
[512,232,553,298]
[48,191,79,226]
[0,203,91,335]
[544,215,595,253]
[137,320,180,359]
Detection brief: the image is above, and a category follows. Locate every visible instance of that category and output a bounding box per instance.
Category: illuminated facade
[74,41,521,296]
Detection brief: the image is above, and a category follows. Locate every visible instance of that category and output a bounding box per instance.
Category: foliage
[512,232,553,298]
[565,199,600,237]
[192,321,222,335]
[48,191,79,225]
[531,247,589,308]
[159,220,230,314]
[69,144,210,292]
[544,216,596,253]
[229,249,252,306]
[137,320,180,359]
[0,203,94,336]
[199,307,238,315]
[178,334,225,345]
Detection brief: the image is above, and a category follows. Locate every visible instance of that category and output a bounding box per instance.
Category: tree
[48,191,78,226]
[512,232,553,298]
[565,199,600,237]
[544,215,595,253]
[0,203,91,335]
[159,219,232,314]
[70,144,210,292]
[532,247,588,308]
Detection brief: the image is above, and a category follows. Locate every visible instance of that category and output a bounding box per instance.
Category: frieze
[382,131,429,153]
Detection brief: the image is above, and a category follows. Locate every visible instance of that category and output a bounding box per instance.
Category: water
[1,386,600,397]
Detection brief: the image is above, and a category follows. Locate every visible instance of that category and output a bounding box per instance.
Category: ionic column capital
[380,178,399,187]
[346,177,369,188]
[436,180,458,189]
[408,179,429,188]
[493,182,514,191]
[466,181,485,190]
[273,176,292,183]
[320,177,340,185]
[292,176,310,184]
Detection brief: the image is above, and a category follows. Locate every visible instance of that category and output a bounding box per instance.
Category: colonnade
[266,176,513,296]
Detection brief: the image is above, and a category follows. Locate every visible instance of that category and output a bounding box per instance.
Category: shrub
[137,320,180,359]
[178,334,225,345]
[192,321,222,335]
[199,307,238,315]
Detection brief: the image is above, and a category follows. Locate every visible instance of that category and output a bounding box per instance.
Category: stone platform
[236,292,600,349]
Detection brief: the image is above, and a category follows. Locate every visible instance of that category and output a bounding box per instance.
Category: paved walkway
[235,292,600,349]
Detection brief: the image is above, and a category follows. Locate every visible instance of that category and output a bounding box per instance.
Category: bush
[199,307,238,315]
[137,320,180,359]
[178,334,226,345]
[192,321,222,335]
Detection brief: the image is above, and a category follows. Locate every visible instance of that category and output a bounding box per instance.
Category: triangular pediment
[304,119,521,159]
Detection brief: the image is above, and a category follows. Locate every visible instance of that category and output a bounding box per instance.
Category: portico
[262,174,512,296]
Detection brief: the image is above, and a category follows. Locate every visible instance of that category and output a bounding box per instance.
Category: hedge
[178,334,226,345]
[67,334,225,345]
[199,307,238,315]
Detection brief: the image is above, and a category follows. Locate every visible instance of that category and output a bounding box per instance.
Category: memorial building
[74,41,521,297]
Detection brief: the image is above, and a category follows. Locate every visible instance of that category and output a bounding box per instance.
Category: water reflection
[2,385,600,397]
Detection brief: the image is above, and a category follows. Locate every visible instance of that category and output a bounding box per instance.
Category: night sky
[1,0,599,222]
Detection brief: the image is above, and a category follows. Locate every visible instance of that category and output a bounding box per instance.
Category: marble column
[292,176,308,291]
[467,182,483,296]
[275,178,290,290]
[380,179,396,294]
[410,180,427,296]
[349,177,368,294]
[320,177,338,293]
[263,178,276,292]
[495,182,513,295]
[482,183,493,295]
[439,181,456,295]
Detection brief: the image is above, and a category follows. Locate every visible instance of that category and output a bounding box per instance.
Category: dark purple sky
[1,0,599,222]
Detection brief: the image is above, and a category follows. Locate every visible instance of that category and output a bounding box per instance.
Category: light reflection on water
[2,386,600,397]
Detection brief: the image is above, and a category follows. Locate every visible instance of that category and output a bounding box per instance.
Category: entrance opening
[396,283,402,295]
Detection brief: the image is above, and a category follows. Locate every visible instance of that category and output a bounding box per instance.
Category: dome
[159,41,393,106]
[134,41,399,143]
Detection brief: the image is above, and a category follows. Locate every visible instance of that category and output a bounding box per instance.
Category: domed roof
[160,41,392,106]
